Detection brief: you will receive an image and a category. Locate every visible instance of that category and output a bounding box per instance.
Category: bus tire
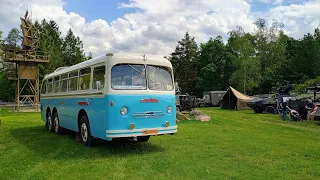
[137,136,150,142]
[176,106,180,112]
[53,112,63,134]
[79,116,93,147]
[46,110,54,132]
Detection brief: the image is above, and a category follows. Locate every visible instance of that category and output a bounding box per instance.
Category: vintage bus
[40,53,177,146]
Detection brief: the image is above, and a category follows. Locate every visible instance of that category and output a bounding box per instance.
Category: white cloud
[0,0,256,57]
[1,0,319,57]
[267,0,320,37]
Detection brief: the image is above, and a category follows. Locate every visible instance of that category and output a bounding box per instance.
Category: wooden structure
[3,11,49,107]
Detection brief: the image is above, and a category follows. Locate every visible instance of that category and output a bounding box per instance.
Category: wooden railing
[4,49,49,63]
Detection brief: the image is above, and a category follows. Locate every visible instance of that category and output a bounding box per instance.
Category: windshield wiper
[128,64,143,74]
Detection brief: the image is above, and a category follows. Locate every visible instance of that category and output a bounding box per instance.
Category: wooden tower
[3,11,49,107]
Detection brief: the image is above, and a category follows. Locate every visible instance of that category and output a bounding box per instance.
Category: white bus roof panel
[44,53,172,80]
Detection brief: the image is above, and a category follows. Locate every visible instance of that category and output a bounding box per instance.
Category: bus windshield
[111,64,173,91]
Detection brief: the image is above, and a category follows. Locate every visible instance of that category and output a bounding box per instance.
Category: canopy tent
[221,86,252,110]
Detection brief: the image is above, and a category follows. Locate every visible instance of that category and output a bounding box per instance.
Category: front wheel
[79,116,93,147]
[46,110,54,132]
[137,136,150,142]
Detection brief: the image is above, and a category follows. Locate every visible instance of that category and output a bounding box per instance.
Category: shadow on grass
[9,125,165,160]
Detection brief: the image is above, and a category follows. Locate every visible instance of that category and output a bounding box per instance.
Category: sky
[0,0,320,57]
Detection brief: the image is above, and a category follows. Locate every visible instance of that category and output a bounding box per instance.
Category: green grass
[1,108,320,179]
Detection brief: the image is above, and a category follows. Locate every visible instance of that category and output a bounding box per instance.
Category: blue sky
[62,0,307,22]
[64,0,135,22]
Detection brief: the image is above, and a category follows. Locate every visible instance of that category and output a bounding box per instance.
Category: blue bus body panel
[40,94,176,140]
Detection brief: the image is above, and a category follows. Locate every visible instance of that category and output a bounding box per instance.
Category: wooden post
[17,78,20,107]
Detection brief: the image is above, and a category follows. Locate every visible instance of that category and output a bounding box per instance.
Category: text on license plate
[143,129,158,134]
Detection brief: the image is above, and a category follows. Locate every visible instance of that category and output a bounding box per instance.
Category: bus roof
[43,52,172,80]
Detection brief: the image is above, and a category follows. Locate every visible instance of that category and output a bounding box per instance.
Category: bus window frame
[92,63,106,92]
[40,79,47,95]
[47,78,53,94]
[68,70,79,92]
[78,67,92,91]
[53,76,60,93]
[60,73,69,92]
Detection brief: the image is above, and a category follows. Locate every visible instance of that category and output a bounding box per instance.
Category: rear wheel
[46,110,53,132]
[53,112,63,134]
[79,116,93,147]
[137,136,150,142]
[264,106,276,114]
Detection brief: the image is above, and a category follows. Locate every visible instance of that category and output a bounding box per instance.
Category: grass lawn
[0,108,320,179]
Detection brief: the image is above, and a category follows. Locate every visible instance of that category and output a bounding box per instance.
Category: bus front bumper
[106,126,177,138]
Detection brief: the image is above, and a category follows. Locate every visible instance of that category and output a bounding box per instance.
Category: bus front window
[147,65,173,91]
[111,64,147,90]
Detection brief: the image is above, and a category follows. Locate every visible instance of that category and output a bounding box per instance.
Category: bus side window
[60,73,68,92]
[92,66,105,90]
[41,80,47,94]
[69,70,78,91]
[47,78,53,93]
[79,67,91,90]
[53,76,60,93]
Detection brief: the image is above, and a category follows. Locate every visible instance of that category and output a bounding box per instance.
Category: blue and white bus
[40,53,177,146]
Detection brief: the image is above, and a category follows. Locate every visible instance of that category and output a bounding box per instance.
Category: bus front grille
[132,111,165,118]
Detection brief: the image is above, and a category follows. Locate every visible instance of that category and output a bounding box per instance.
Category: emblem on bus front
[141,98,159,103]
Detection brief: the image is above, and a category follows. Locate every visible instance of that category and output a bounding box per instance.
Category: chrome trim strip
[106,130,177,138]
[132,111,165,118]
[106,126,177,133]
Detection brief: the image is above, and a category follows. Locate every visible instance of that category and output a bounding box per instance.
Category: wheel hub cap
[81,123,88,142]
[48,116,52,130]
[54,117,59,132]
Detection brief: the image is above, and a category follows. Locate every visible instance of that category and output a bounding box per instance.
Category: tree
[86,52,93,60]
[0,71,16,101]
[253,19,288,93]
[228,26,260,95]
[5,28,22,48]
[62,28,85,66]
[171,32,199,95]
[197,36,234,93]
[36,19,64,79]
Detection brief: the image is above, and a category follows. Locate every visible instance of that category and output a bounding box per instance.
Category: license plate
[143,129,158,134]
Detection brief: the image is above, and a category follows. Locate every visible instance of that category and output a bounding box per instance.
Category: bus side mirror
[96,81,102,90]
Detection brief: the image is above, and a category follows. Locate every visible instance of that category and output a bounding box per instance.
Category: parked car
[197,91,226,107]
[0,100,8,105]
[176,94,197,112]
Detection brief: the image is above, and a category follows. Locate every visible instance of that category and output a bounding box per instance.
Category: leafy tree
[62,28,85,66]
[228,27,260,95]
[249,19,288,93]
[171,32,199,95]
[5,28,23,48]
[197,36,234,93]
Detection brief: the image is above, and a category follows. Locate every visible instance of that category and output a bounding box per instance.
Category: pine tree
[62,28,85,66]
[171,32,199,95]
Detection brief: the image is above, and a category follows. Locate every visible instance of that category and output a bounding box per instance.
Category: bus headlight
[166,106,172,114]
[120,107,128,116]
